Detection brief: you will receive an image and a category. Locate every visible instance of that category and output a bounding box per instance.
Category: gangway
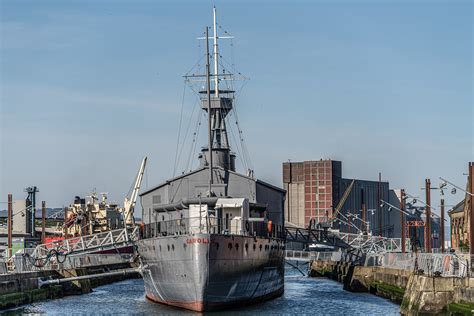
[284,224,404,265]
[18,226,140,271]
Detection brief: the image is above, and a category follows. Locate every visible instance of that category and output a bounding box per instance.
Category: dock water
[0,255,139,310]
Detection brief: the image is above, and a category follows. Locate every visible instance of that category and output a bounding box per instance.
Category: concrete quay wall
[310,260,474,315]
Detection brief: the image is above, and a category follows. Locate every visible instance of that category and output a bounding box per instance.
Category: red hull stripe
[146,293,205,312]
[145,287,284,312]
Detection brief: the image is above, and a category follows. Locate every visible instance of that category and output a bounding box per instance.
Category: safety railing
[31,226,139,260]
[312,251,341,262]
[365,252,474,278]
[285,250,341,262]
[142,217,285,240]
[285,250,311,262]
[335,232,405,253]
[2,227,140,273]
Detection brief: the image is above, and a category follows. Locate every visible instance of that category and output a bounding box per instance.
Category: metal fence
[1,227,139,273]
[31,227,139,259]
[334,232,405,254]
[366,252,474,278]
[285,250,311,262]
[285,250,341,262]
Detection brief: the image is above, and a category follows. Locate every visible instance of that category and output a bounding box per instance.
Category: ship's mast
[213,6,219,98]
[205,27,213,194]
[185,8,237,177]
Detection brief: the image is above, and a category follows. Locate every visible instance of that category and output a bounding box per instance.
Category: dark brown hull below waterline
[137,233,285,312]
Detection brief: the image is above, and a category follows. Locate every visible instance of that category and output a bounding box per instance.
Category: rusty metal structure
[424,179,432,253]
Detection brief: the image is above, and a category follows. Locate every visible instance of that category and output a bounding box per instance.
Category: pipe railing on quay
[285,250,341,262]
[364,252,474,278]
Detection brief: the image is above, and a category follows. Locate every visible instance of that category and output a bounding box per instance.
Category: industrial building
[283,160,438,243]
[0,189,40,258]
[449,197,471,252]
[283,160,394,236]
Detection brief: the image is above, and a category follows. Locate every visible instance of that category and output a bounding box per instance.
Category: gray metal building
[140,166,286,226]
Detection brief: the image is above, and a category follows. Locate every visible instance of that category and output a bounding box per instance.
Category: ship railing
[142,216,285,240]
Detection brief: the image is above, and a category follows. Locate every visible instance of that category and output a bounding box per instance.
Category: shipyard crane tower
[122,157,147,227]
[24,186,39,237]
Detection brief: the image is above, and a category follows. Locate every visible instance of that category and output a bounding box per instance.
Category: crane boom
[332,179,355,220]
[123,156,147,227]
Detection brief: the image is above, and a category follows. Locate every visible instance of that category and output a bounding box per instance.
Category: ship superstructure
[137,8,285,312]
[63,157,147,237]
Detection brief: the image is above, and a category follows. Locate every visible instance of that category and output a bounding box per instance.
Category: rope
[24,247,68,268]
[173,84,187,177]
[174,93,199,176]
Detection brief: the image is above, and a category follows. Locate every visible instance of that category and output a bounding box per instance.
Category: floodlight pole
[424,179,432,253]
[440,198,445,253]
[401,189,406,253]
[469,162,474,256]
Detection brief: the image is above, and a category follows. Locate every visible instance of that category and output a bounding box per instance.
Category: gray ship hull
[137,233,285,311]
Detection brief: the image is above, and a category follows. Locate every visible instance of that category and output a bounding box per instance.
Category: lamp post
[7,194,12,259]
[440,198,445,253]
[425,179,432,253]
[361,188,367,234]
[439,166,474,255]
[401,189,407,253]
[380,199,412,251]
[348,212,370,235]
[338,212,363,234]
[470,162,473,256]
[405,191,446,253]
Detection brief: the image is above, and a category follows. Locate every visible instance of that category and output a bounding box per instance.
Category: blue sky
[1,0,472,216]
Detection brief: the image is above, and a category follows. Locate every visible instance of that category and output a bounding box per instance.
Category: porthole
[172,244,175,251]
[235,243,239,250]
[216,243,220,250]
[259,244,262,250]
[253,244,256,250]
[245,243,249,250]
[228,243,233,249]
[167,245,170,251]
